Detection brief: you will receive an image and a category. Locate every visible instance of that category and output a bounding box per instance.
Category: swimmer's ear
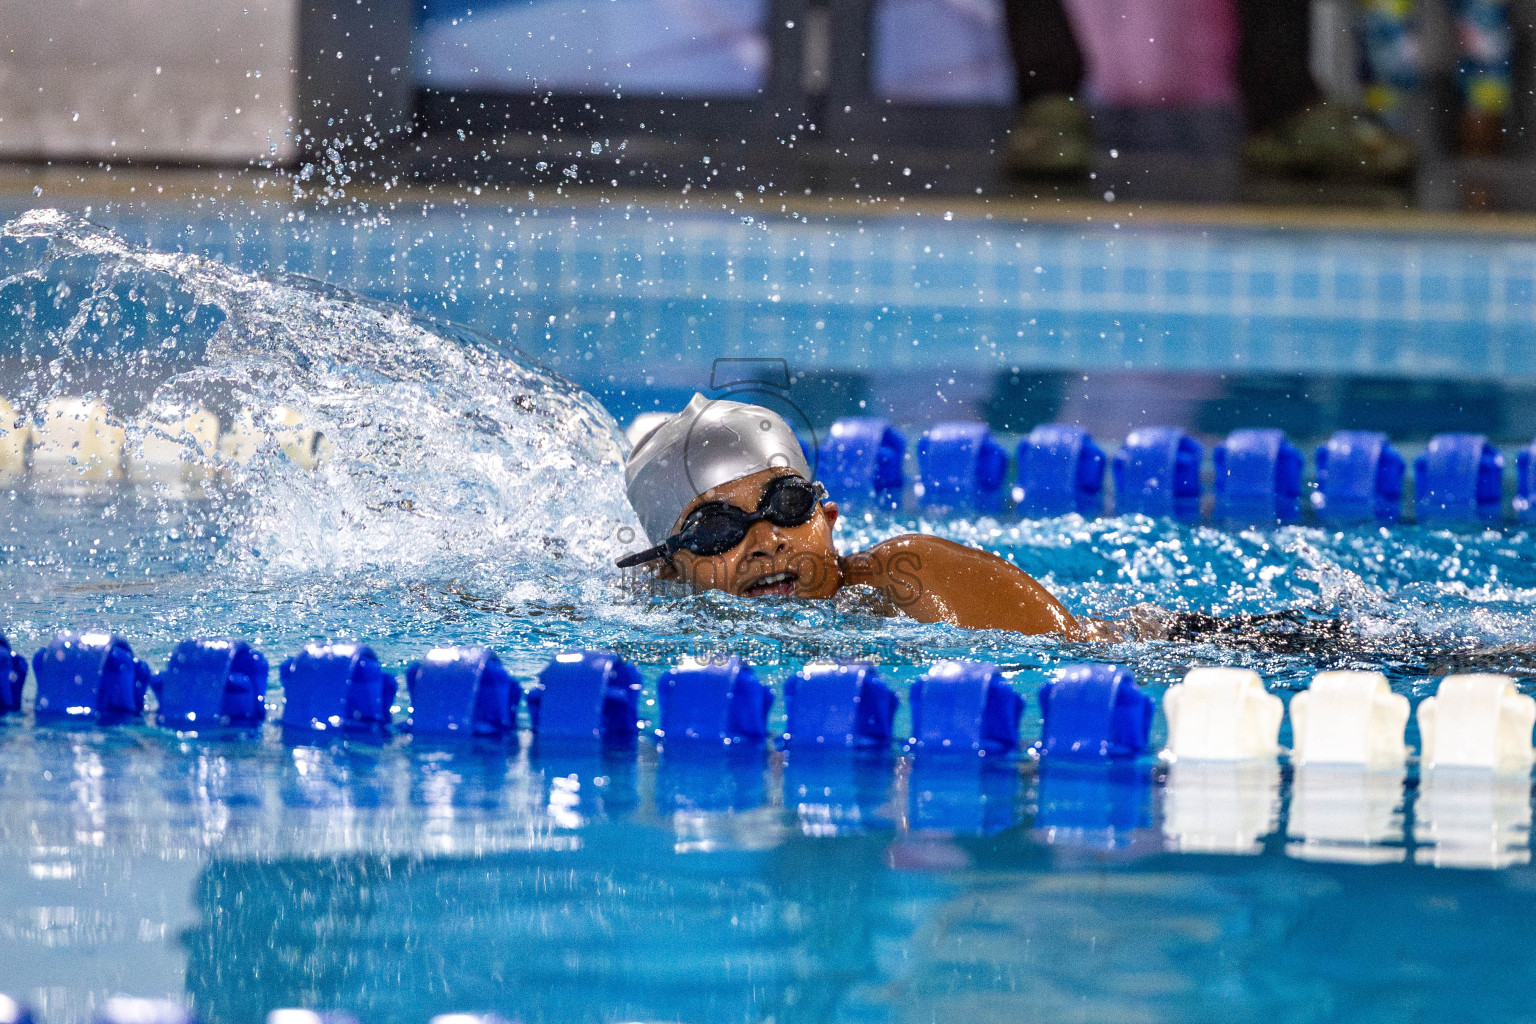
[821,500,838,528]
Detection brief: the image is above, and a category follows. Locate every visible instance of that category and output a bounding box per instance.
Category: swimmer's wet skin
[619,395,1089,638]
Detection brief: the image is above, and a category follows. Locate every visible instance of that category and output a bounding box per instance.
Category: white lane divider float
[0,398,328,494]
[219,407,328,470]
[1286,671,1411,864]
[1163,667,1284,760]
[29,397,125,489]
[1416,673,1536,773]
[1161,668,1285,853]
[1413,673,1536,869]
[0,399,24,484]
[128,405,221,494]
[1290,670,1410,769]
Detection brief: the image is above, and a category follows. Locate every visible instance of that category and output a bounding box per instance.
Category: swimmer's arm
[838,534,1085,636]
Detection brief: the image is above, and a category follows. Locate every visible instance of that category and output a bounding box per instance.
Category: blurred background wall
[0,0,1533,209]
[0,0,414,166]
[0,0,299,162]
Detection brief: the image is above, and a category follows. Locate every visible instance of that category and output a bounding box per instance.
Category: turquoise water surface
[2,205,1536,1023]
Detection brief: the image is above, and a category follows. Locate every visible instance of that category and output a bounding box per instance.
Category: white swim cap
[624,393,811,545]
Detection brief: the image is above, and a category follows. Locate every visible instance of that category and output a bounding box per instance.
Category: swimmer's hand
[839,534,1082,636]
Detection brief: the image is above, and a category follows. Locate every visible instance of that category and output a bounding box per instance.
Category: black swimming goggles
[617,475,827,568]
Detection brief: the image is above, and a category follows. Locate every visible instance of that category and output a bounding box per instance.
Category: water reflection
[177,824,1536,1024]
[1033,759,1158,853]
[1414,767,1533,869]
[906,758,1021,835]
[1286,764,1407,865]
[1162,759,1282,854]
[783,750,897,836]
[183,829,891,1024]
[7,724,1536,1023]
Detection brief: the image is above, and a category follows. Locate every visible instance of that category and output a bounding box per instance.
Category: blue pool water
[3,202,1536,1023]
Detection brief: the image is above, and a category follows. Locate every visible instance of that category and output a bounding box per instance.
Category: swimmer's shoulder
[840,533,1079,634]
[846,533,1015,575]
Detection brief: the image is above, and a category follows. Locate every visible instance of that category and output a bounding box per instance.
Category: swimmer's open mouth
[743,570,799,597]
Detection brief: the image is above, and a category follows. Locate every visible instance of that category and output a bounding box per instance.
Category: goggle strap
[615,542,671,569]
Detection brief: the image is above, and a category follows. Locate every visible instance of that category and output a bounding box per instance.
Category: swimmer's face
[664,468,841,599]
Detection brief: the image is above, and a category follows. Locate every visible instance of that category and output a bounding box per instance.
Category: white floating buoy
[0,398,25,483]
[1416,674,1536,773]
[626,411,674,446]
[1162,759,1280,854]
[1163,667,1283,761]
[30,397,125,487]
[271,406,329,470]
[1414,766,1532,869]
[218,411,260,465]
[218,408,328,470]
[129,406,220,492]
[1286,764,1407,865]
[1289,670,1409,768]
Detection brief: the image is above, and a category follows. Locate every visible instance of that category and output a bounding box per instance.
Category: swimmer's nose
[744,522,789,560]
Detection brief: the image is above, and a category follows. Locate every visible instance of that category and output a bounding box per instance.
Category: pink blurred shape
[1066,0,1239,107]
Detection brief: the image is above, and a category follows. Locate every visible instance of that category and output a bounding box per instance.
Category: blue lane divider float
[818,418,905,508]
[1015,423,1106,517]
[0,634,25,715]
[1213,428,1303,523]
[279,642,396,736]
[32,631,151,724]
[406,646,521,738]
[1111,426,1203,519]
[917,421,1007,511]
[1313,430,1405,524]
[153,639,269,730]
[908,659,1023,756]
[527,649,642,744]
[656,656,772,746]
[782,662,898,749]
[1516,437,1536,524]
[1415,433,1504,524]
[1037,663,1154,760]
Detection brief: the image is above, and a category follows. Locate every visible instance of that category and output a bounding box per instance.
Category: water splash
[0,210,636,585]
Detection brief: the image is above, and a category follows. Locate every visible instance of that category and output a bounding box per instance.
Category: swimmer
[617,395,1116,639]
